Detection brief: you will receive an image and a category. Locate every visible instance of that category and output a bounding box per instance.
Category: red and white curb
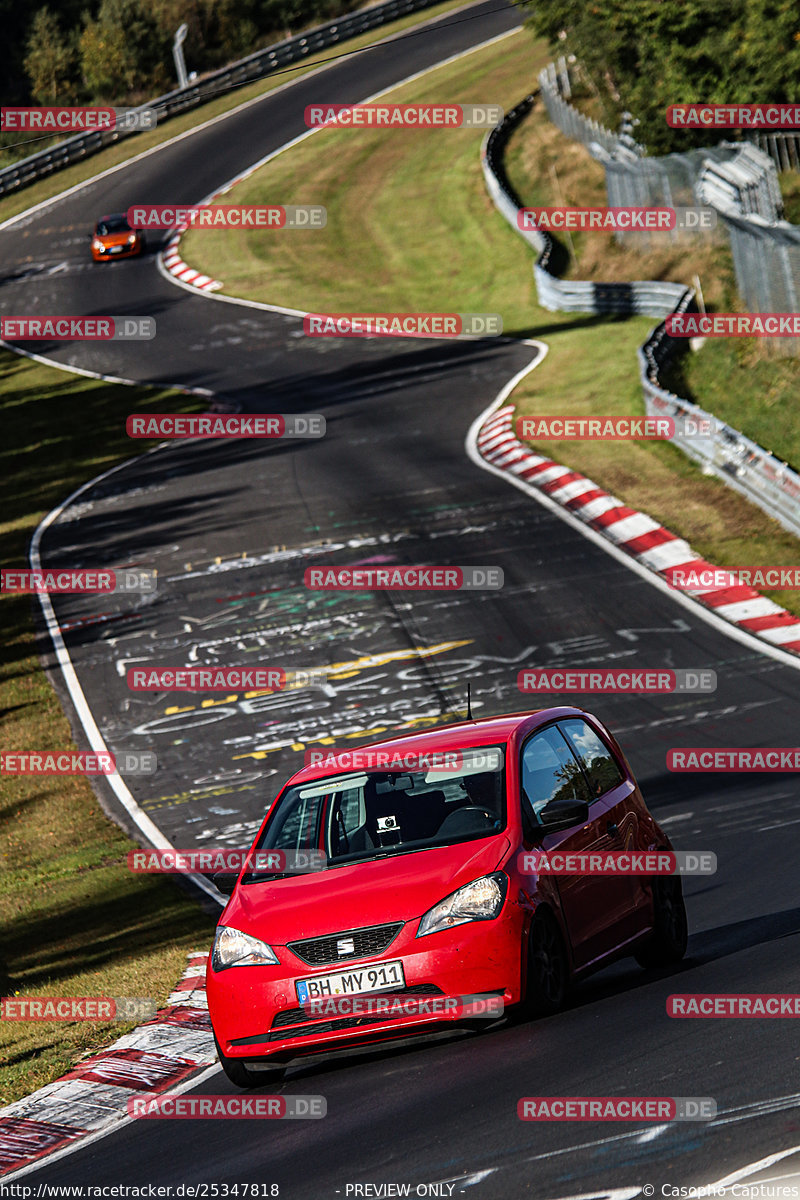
[476,403,800,656]
[0,952,213,1177]
[162,230,223,291]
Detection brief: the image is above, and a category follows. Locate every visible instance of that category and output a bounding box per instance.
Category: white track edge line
[29,460,225,906]
[465,341,800,672]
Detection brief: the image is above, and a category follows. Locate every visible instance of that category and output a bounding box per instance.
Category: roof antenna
[467,681,473,721]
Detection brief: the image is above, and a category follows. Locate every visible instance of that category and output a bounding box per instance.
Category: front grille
[287,922,403,966]
[270,984,444,1031]
[229,986,504,1046]
[268,984,447,1041]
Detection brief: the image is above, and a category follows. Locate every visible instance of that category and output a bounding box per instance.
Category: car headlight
[126,234,137,245]
[416,872,508,938]
[211,925,280,971]
[92,239,104,250]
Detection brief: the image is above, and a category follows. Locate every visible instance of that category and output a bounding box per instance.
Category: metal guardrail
[537,61,800,356]
[749,131,800,172]
[537,60,629,160]
[482,95,800,541]
[0,0,439,198]
[697,142,784,222]
[481,95,689,319]
[640,332,800,540]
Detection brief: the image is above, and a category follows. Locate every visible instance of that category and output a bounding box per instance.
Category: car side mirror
[538,797,589,832]
[212,871,238,895]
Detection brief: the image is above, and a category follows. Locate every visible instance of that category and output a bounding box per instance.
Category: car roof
[97,213,128,224]
[287,706,588,785]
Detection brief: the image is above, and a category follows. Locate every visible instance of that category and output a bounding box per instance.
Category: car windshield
[97,216,131,235]
[241,746,507,880]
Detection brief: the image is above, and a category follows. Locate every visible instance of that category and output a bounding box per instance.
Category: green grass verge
[179,28,800,621]
[0,352,216,1106]
[663,315,800,479]
[0,0,469,227]
[181,29,550,313]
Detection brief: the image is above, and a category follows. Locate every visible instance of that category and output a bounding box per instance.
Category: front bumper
[92,242,141,260]
[207,909,525,1062]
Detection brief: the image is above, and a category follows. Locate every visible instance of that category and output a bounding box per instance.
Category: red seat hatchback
[207,707,687,1087]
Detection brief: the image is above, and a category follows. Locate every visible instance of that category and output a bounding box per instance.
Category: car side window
[558,719,625,799]
[521,726,592,822]
[261,789,321,850]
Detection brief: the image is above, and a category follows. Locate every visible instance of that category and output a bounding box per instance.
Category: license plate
[296,959,405,1003]
[109,246,123,253]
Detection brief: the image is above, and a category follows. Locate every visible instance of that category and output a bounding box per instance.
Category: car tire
[635,874,688,968]
[214,1034,285,1090]
[520,909,569,1019]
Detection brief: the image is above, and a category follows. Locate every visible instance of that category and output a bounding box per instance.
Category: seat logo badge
[337,938,355,956]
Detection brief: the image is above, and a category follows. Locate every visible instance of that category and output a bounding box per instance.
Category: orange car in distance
[89,213,146,261]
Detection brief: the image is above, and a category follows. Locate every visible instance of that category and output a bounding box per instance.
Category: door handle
[606,822,619,837]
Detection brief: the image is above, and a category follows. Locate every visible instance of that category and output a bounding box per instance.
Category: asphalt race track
[2,0,800,1193]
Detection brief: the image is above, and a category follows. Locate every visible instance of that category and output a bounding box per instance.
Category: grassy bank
[0,352,216,1106]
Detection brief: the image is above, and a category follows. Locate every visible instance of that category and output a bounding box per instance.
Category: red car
[207,707,688,1088]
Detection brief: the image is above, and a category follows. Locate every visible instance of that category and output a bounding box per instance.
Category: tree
[23,7,77,104]
[79,0,166,100]
[522,0,773,153]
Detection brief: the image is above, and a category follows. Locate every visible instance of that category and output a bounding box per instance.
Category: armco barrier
[539,60,800,354]
[482,95,800,541]
[481,93,690,318]
[0,0,439,198]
